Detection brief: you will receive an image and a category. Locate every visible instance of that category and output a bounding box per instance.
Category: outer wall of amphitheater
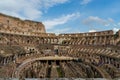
[0,13,120,79]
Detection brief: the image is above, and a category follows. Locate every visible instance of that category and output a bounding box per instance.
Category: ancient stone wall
[0,32,57,46]
[59,30,113,37]
[0,13,120,79]
[119,30,120,37]
[0,13,46,35]
[58,30,114,46]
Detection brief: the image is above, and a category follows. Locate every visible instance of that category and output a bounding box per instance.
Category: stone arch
[80,39,86,45]
[100,64,120,78]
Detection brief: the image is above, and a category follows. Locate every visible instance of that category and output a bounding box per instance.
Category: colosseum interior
[0,13,120,79]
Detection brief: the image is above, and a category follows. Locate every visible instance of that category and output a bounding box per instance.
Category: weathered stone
[0,13,120,79]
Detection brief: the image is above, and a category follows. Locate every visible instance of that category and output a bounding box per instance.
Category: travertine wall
[0,32,57,46]
[58,30,114,45]
[0,13,120,79]
[0,13,46,35]
[0,13,119,46]
[119,30,120,37]
[59,30,113,37]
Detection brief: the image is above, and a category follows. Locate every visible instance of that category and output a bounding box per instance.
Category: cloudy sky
[0,0,120,33]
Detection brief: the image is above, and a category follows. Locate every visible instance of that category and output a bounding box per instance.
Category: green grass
[57,67,64,77]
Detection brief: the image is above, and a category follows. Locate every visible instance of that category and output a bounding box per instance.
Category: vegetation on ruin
[114,32,119,39]
[57,67,64,77]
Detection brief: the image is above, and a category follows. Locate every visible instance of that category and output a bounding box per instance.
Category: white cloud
[89,29,96,32]
[43,12,80,30]
[48,28,81,34]
[81,0,92,5]
[48,28,71,34]
[41,0,69,8]
[83,16,114,27]
[83,16,119,33]
[113,22,120,28]
[0,0,68,20]
[108,18,114,23]
[113,28,119,33]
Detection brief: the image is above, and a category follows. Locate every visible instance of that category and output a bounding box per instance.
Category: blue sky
[0,0,120,33]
